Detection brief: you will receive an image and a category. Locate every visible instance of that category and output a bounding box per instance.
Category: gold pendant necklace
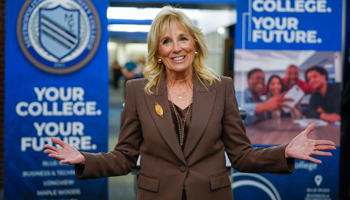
[168,91,192,146]
[170,87,189,101]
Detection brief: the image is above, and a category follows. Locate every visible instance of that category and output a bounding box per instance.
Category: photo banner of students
[234,0,343,199]
[4,0,109,199]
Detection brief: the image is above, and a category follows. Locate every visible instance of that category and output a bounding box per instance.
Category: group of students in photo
[239,64,341,125]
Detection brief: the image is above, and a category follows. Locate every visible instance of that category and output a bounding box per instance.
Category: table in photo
[245,118,340,146]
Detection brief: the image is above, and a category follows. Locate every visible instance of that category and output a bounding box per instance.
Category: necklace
[169,89,188,101]
[168,91,192,146]
[168,82,191,100]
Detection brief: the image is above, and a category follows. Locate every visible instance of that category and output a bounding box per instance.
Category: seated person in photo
[266,75,302,119]
[282,64,314,94]
[304,66,341,123]
[239,68,292,125]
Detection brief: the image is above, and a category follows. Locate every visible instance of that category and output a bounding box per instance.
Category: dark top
[168,100,192,151]
[305,83,341,119]
[168,101,192,200]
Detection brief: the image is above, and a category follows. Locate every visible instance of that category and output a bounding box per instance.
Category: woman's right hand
[43,137,85,165]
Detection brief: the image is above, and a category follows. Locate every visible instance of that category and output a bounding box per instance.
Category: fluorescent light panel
[107,7,161,20]
[108,24,151,32]
[107,7,201,21]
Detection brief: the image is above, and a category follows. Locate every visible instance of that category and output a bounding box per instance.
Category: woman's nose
[172,41,182,53]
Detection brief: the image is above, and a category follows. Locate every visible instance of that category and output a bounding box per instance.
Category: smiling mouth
[172,56,185,61]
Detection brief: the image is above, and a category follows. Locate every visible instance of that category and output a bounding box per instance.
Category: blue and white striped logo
[40,6,79,60]
[17,0,101,74]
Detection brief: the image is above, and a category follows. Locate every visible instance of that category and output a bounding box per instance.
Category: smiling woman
[157,22,197,76]
[44,6,336,200]
[143,6,219,95]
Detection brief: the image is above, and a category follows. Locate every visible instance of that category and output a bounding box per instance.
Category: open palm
[285,123,336,164]
[43,137,85,165]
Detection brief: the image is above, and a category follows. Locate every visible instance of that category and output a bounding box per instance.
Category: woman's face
[156,22,197,75]
[269,77,282,96]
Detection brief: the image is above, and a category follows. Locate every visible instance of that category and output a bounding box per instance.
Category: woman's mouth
[172,56,185,61]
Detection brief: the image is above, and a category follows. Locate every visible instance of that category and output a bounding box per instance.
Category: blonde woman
[44,6,335,200]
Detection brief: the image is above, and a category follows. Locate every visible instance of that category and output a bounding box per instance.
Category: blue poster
[5,0,109,199]
[236,0,342,51]
[234,0,343,199]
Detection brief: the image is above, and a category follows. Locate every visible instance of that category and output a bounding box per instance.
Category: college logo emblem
[17,0,101,74]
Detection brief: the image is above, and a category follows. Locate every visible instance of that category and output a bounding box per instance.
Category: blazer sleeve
[221,77,294,174]
[75,80,143,179]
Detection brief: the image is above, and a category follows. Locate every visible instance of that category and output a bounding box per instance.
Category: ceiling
[107,2,236,43]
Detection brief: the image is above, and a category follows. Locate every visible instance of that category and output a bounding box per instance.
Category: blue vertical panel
[5,0,109,199]
[234,0,342,199]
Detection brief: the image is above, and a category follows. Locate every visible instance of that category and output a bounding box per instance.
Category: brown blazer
[76,76,294,200]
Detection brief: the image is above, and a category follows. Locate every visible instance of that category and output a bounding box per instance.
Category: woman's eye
[162,39,170,44]
[181,37,188,41]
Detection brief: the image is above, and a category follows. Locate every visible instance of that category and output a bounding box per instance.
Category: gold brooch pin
[155,102,163,118]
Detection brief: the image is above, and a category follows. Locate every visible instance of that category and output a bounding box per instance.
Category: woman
[266,75,303,119]
[44,6,335,200]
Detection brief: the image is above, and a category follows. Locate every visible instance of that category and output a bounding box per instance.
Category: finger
[280,104,293,109]
[282,98,294,101]
[43,149,58,154]
[51,137,66,148]
[308,157,322,164]
[48,154,65,161]
[314,145,336,151]
[43,145,58,152]
[313,151,332,157]
[302,123,315,136]
[60,160,70,165]
[60,159,74,165]
[314,140,335,146]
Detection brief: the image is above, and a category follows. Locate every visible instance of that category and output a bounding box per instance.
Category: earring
[158,58,162,64]
[195,52,198,57]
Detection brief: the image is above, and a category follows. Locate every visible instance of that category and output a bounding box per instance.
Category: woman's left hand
[285,123,336,164]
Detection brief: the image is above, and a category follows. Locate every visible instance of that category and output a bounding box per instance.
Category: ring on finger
[311,151,315,156]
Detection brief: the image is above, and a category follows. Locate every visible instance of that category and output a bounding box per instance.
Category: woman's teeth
[172,56,185,61]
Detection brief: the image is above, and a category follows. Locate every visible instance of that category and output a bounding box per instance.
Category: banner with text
[5,0,109,199]
[234,0,342,199]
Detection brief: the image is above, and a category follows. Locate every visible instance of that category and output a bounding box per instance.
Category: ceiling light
[217,27,225,34]
[107,24,151,32]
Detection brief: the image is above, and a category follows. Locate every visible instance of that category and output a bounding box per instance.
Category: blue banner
[236,0,343,51]
[233,146,339,200]
[5,0,109,199]
[234,0,343,199]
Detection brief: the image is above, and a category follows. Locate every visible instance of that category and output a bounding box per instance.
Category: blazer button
[179,165,187,173]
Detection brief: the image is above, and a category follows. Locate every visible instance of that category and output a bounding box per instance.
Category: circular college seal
[17,0,101,74]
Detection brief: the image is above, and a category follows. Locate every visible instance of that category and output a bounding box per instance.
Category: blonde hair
[143,6,220,94]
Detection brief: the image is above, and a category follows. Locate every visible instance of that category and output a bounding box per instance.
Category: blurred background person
[121,55,145,80]
[282,64,314,94]
[112,59,122,88]
[266,75,302,119]
[239,68,292,125]
[304,66,341,123]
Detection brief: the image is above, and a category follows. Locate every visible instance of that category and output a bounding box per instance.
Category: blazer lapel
[144,75,186,164]
[184,75,216,158]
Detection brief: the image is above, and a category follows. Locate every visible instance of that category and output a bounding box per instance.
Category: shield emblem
[40,6,80,60]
